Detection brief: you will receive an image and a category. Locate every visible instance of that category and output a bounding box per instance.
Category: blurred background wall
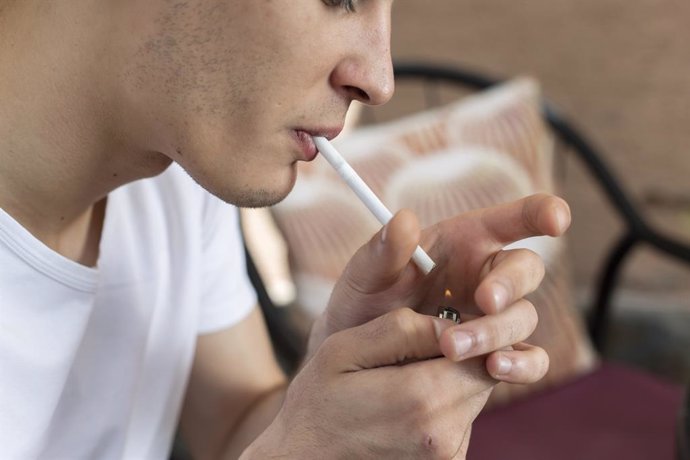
[391,0,690,313]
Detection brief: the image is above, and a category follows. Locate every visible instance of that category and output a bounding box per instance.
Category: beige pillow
[270,78,597,404]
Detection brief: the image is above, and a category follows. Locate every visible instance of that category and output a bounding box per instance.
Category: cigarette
[312,136,436,275]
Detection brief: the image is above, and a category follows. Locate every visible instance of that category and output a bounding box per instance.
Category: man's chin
[230,187,291,208]
[214,172,297,208]
[184,162,298,208]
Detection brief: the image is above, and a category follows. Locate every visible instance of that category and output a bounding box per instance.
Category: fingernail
[493,283,509,311]
[556,207,569,233]
[452,331,473,358]
[496,356,512,376]
[432,318,445,339]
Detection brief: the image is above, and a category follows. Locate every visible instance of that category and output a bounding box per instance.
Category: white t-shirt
[0,164,257,459]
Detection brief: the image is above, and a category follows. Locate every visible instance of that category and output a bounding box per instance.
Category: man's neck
[0,3,170,264]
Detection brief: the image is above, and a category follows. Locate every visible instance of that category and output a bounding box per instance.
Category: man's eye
[323,0,357,13]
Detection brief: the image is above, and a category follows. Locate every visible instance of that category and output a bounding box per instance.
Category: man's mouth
[292,126,344,161]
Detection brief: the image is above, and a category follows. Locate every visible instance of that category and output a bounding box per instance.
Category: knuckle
[514,248,545,286]
[511,299,538,337]
[476,316,508,351]
[515,347,550,383]
[413,422,456,459]
[404,375,436,415]
[316,332,345,364]
[389,307,417,327]
[520,299,539,331]
[534,255,546,281]
[315,335,334,359]
[473,328,492,352]
[410,398,435,426]
[489,249,508,268]
[525,250,546,284]
[387,307,418,338]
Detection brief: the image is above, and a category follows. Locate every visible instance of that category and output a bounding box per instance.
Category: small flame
[444,289,452,302]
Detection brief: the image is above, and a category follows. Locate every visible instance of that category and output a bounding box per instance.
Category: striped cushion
[271,78,596,404]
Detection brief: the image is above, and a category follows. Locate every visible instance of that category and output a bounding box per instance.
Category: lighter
[437,289,461,324]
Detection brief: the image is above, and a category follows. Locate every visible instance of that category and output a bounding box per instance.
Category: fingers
[437,299,538,362]
[478,193,571,246]
[309,309,501,458]
[436,302,549,386]
[339,209,421,295]
[486,342,550,384]
[475,248,545,313]
[400,355,496,402]
[323,308,451,371]
[285,317,495,459]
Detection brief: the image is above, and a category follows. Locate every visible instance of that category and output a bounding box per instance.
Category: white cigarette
[313,136,436,275]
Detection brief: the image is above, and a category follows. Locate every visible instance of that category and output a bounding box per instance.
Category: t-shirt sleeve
[197,197,257,334]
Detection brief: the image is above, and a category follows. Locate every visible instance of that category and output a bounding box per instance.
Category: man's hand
[309,193,569,381]
[242,194,568,458]
[243,309,492,459]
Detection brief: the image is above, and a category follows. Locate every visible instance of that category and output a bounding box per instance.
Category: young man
[0,1,569,458]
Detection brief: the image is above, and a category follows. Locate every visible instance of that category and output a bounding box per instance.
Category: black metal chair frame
[246,61,690,366]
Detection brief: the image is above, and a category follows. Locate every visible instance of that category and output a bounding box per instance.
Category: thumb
[341,209,422,294]
[327,308,453,371]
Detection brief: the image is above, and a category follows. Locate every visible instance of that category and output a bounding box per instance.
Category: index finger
[322,308,454,372]
[477,193,571,247]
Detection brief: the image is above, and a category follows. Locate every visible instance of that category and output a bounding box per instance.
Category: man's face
[115,0,395,207]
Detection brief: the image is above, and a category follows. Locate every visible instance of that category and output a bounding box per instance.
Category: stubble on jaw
[175,146,298,208]
[120,0,305,209]
[185,170,297,209]
[233,187,292,209]
[124,0,246,118]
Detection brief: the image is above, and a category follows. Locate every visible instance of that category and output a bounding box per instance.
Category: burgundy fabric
[468,363,684,460]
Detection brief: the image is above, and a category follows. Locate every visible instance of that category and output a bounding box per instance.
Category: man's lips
[292,127,343,161]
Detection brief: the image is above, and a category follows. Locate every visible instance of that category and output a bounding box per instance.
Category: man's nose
[329,12,395,106]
